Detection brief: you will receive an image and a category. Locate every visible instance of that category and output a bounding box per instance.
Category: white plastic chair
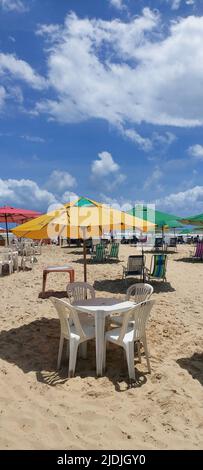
[112,283,153,326]
[21,246,35,270]
[0,253,14,276]
[50,297,95,377]
[67,282,96,327]
[104,300,155,379]
[67,282,95,303]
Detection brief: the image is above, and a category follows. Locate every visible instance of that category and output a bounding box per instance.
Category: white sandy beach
[0,244,202,450]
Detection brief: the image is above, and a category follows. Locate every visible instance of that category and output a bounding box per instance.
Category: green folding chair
[90,244,106,262]
[106,243,119,260]
[145,254,167,282]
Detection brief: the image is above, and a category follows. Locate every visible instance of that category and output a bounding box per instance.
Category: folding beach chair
[145,254,167,282]
[190,241,203,260]
[90,244,106,262]
[123,255,145,284]
[106,243,119,260]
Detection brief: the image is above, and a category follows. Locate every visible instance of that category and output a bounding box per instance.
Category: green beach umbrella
[180,213,203,226]
[128,206,182,229]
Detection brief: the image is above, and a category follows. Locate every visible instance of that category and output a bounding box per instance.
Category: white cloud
[91,151,119,177]
[0,178,57,210]
[0,86,7,110]
[46,170,77,193]
[152,131,176,146]
[20,135,45,143]
[0,53,46,90]
[34,10,203,134]
[144,167,163,190]
[0,0,27,13]
[188,144,203,160]
[61,191,79,203]
[91,151,126,191]
[168,0,195,9]
[156,185,203,214]
[120,126,153,151]
[108,0,126,10]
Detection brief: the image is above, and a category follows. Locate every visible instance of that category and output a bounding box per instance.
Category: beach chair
[104,300,155,379]
[90,243,106,262]
[190,241,203,260]
[106,242,119,261]
[123,255,145,284]
[166,238,177,251]
[112,283,154,326]
[153,237,164,251]
[67,282,95,304]
[145,254,167,282]
[21,246,35,270]
[0,253,14,276]
[50,297,95,376]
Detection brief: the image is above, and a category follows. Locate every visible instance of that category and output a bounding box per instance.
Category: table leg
[42,271,47,296]
[95,311,105,376]
[69,270,74,283]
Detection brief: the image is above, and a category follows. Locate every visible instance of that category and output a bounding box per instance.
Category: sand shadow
[177,353,203,386]
[174,257,203,263]
[94,278,175,294]
[73,257,121,265]
[0,318,147,391]
[38,290,68,299]
[147,282,175,293]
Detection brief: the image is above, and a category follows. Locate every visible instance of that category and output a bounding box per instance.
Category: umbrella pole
[5,214,9,246]
[83,239,87,282]
[162,226,164,252]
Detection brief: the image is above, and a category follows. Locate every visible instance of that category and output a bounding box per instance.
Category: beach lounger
[104,300,155,379]
[50,297,95,376]
[145,254,167,282]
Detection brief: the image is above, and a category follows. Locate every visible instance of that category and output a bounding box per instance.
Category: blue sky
[0,0,203,216]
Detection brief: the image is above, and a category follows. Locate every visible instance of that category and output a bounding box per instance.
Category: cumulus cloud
[108,0,126,10]
[33,9,203,137]
[0,0,27,12]
[168,0,195,9]
[155,185,203,214]
[0,53,46,90]
[91,151,126,191]
[46,170,77,193]
[188,144,203,160]
[120,126,153,151]
[0,178,57,210]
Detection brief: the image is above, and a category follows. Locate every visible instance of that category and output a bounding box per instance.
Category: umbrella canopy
[128,205,182,228]
[0,206,41,244]
[12,197,155,281]
[180,213,203,226]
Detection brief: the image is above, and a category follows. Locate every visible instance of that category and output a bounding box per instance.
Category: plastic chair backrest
[126,283,153,302]
[50,297,86,339]
[118,300,155,343]
[67,282,95,303]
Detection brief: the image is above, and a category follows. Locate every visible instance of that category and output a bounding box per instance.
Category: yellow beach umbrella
[12,197,155,280]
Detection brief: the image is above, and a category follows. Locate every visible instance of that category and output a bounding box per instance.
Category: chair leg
[142,335,151,374]
[68,338,79,377]
[79,341,87,359]
[57,335,64,369]
[125,342,135,380]
[136,340,142,363]
[103,338,107,371]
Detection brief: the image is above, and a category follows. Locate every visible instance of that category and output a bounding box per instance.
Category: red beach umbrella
[0,206,41,245]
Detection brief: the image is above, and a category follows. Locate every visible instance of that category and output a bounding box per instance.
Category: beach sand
[0,244,202,450]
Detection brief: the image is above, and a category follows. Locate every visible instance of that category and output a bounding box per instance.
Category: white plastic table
[73,297,135,376]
